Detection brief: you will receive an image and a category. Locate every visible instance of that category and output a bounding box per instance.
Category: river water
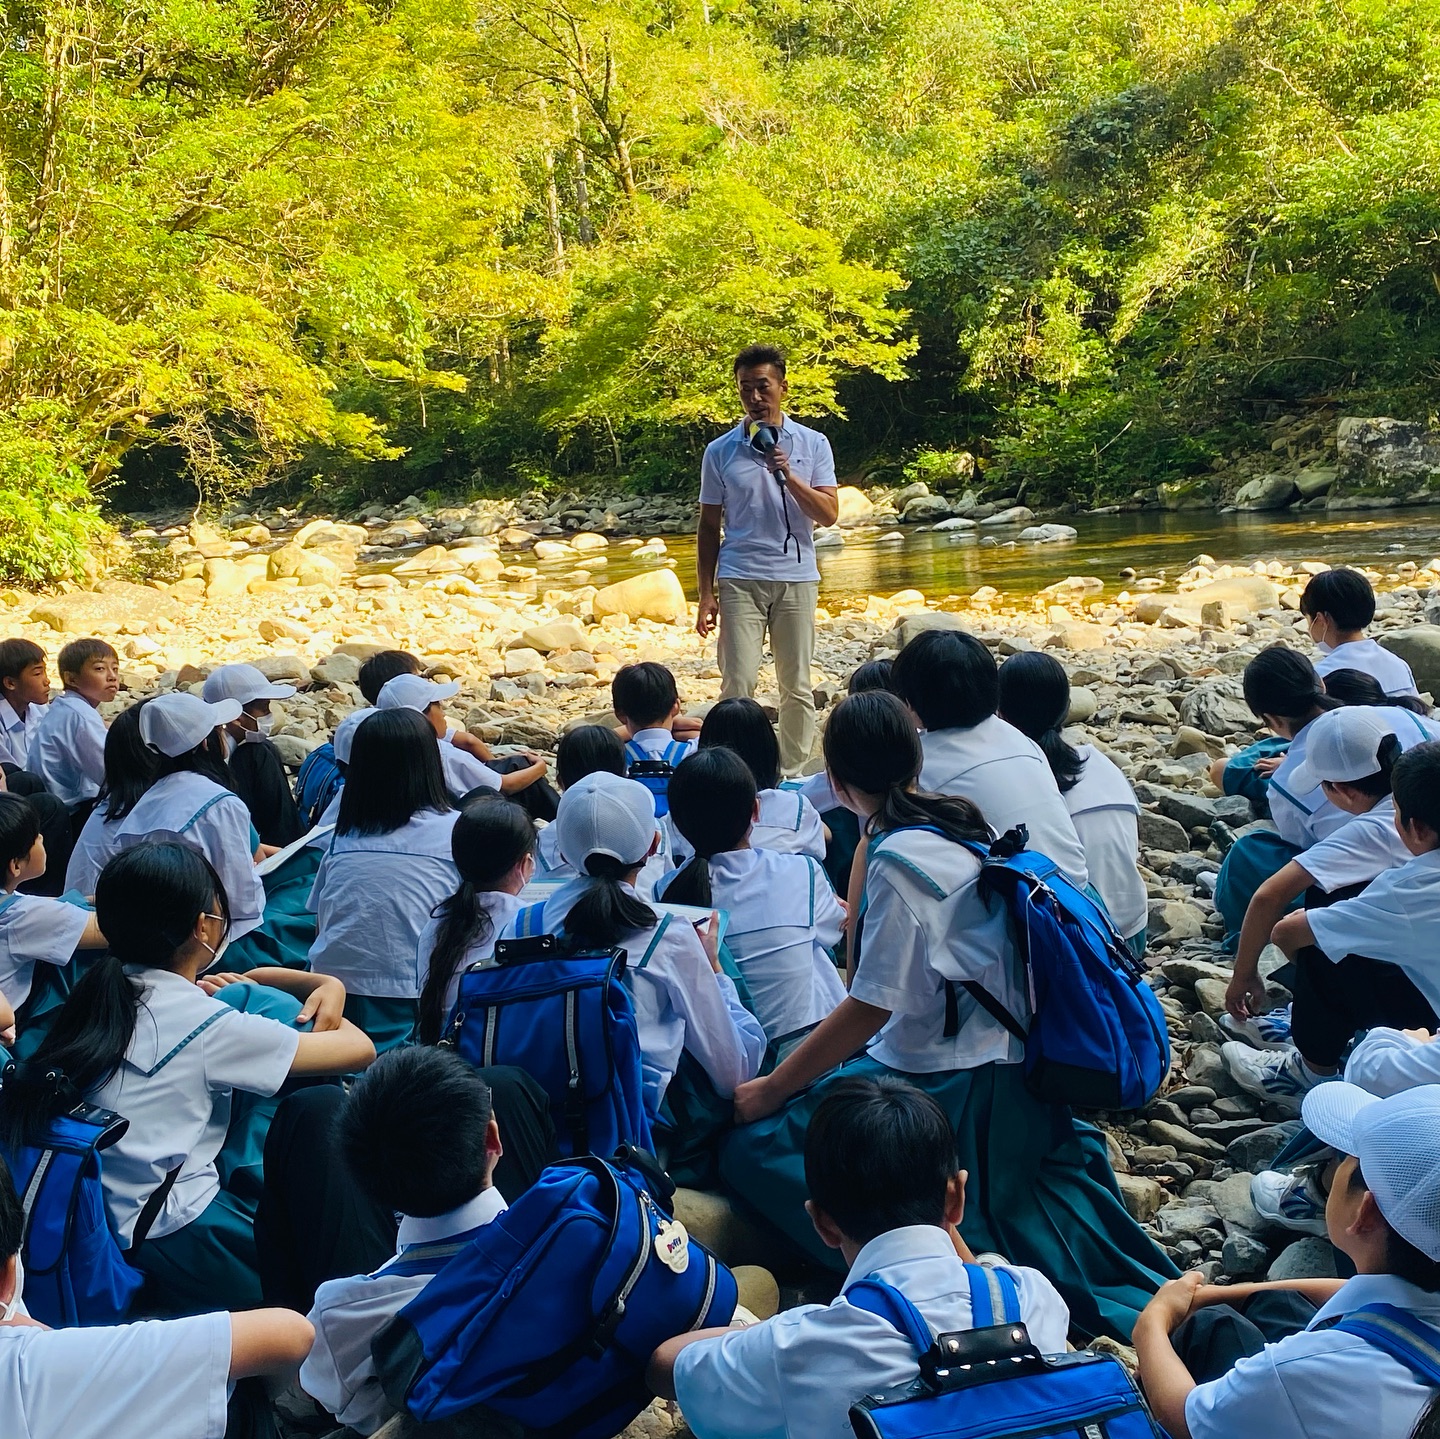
[580,507,1440,606]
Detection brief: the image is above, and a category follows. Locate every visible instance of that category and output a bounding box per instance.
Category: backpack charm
[654,1218,690,1274]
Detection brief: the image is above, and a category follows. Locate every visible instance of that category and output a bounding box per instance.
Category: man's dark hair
[1301,568,1377,632]
[337,1047,494,1217]
[612,662,679,729]
[0,639,44,686]
[1393,741,1440,835]
[0,1153,20,1262]
[803,1076,958,1245]
[57,637,116,680]
[733,343,787,378]
[358,649,422,705]
[1349,1162,1440,1292]
[891,629,998,732]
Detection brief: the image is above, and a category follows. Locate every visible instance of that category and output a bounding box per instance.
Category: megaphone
[747,421,781,457]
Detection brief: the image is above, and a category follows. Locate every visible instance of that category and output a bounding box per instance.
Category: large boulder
[30,581,182,633]
[835,486,876,527]
[901,494,953,524]
[1179,677,1256,737]
[1157,477,1219,511]
[1331,417,1440,508]
[889,611,971,649]
[592,569,688,624]
[1135,575,1279,626]
[1379,626,1440,695]
[1234,474,1298,511]
[267,544,341,587]
[520,620,588,653]
[1019,523,1078,543]
[978,505,1035,527]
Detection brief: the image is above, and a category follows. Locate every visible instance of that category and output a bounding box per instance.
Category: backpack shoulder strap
[623,740,646,765]
[384,1225,490,1279]
[663,740,689,766]
[965,1263,1022,1327]
[635,913,673,971]
[1334,1304,1440,1384]
[0,892,19,920]
[845,1279,935,1356]
[514,902,549,939]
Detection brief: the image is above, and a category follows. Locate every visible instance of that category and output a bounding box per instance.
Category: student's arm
[1189,1278,1346,1308]
[658,924,763,1097]
[77,913,107,949]
[1133,1272,1204,1439]
[0,989,14,1046]
[291,1022,375,1075]
[450,728,495,762]
[217,967,350,1032]
[1270,908,1316,960]
[74,709,108,785]
[228,1308,316,1381]
[648,1328,738,1400]
[672,715,703,741]
[1346,1027,1440,1095]
[1225,860,1311,1018]
[498,757,547,793]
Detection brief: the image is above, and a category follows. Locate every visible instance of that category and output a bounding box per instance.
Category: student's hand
[696,911,723,974]
[672,715,703,741]
[0,1024,14,1048]
[254,843,281,863]
[1403,1028,1437,1044]
[197,972,251,995]
[1225,966,1268,1020]
[296,976,347,1032]
[1138,1271,1205,1336]
[734,1076,781,1125]
[1254,755,1284,777]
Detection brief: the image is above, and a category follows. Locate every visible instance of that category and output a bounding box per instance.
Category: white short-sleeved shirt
[789,771,839,816]
[1185,1273,1440,1439]
[415,889,526,1022]
[673,1225,1069,1439]
[113,772,265,940]
[302,1188,507,1436]
[657,848,845,1043]
[64,803,124,895]
[1064,745,1146,939]
[439,742,501,799]
[0,1310,232,1439]
[32,691,106,807]
[91,968,299,1242]
[503,876,765,1114]
[919,718,1089,887]
[308,808,460,998]
[854,827,1024,1072]
[1316,639,1420,698]
[1298,797,1412,894]
[0,698,45,771]
[700,416,838,583]
[0,893,92,1009]
[1307,849,1440,1008]
[752,787,827,861]
[1345,1027,1440,1096]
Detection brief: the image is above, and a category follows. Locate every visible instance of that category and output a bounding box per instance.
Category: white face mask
[3,1252,25,1321]
[243,713,274,743]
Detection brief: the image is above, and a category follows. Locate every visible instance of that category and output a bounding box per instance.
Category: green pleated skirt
[226,845,323,971]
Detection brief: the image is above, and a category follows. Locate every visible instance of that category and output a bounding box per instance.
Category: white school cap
[376,673,460,713]
[333,707,377,765]
[202,662,295,707]
[554,771,658,870]
[1302,1082,1440,1260]
[1287,706,1395,793]
[140,691,242,757]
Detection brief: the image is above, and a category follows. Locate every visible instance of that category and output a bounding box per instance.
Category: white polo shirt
[1307,849,1440,1008]
[1064,746,1146,940]
[658,848,845,1043]
[1345,1027,1440,1097]
[90,968,299,1243]
[31,691,106,807]
[0,1310,231,1439]
[1298,796,1412,894]
[0,893,92,1009]
[919,718,1089,887]
[1185,1273,1440,1439]
[415,890,526,1021]
[308,808,460,998]
[753,787,827,861]
[439,742,501,799]
[0,698,45,771]
[855,826,1024,1073]
[1315,639,1420,698]
[673,1225,1069,1439]
[700,415,838,583]
[302,1188,507,1436]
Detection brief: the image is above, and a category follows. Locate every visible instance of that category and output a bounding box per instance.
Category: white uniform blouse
[0,893,92,1009]
[752,787,827,860]
[414,889,526,1022]
[1064,745,1146,940]
[32,691,106,807]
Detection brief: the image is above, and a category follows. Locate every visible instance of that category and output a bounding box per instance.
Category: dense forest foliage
[2,0,1439,578]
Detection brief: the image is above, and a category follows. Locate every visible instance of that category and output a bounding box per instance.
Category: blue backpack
[441,902,652,1158]
[847,1267,1163,1439]
[374,1152,737,1439]
[1333,1304,1440,1385]
[624,739,689,818]
[2,1101,144,1328]
[295,742,343,828]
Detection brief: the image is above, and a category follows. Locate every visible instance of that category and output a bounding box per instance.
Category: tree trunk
[569,92,595,243]
[537,94,566,269]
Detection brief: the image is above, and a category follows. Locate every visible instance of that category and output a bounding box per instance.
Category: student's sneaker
[1221,1042,1338,1117]
[1219,1004,1294,1051]
[1249,1168,1330,1237]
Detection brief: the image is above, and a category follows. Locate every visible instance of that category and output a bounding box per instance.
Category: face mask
[243,713,274,743]
[2,1253,25,1322]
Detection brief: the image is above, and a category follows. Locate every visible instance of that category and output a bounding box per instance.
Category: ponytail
[663,748,756,909]
[420,880,494,1045]
[661,854,712,908]
[997,651,1086,794]
[563,854,657,951]
[870,785,991,847]
[1345,732,1403,801]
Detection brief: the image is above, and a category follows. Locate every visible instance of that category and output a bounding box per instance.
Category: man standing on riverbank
[696,344,839,775]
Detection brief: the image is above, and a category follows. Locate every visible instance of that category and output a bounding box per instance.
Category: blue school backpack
[1333,1304,1440,1386]
[0,1098,144,1327]
[296,741,343,829]
[846,1267,1164,1439]
[374,1151,737,1439]
[624,739,689,818]
[440,902,652,1158]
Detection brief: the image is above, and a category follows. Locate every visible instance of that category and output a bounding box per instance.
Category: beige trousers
[717,578,819,776]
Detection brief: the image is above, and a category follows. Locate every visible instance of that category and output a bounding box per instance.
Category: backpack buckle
[923,1322,1043,1389]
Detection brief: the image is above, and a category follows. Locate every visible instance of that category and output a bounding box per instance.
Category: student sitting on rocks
[31,638,117,817]
[1303,567,1420,699]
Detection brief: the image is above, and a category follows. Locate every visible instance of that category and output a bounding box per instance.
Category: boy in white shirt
[612,662,701,757]
[1302,568,1420,699]
[31,638,117,811]
[0,639,49,773]
[649,1075,1069,1439]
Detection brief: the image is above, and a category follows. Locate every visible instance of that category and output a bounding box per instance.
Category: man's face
[736,364,787,425]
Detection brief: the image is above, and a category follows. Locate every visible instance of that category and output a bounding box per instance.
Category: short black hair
[0,793,40,870]
[0,1153,20,1262]
[733,343,786,378]
[57,638,116,680]
[803,1075,958,1245]
[1301,568,1377,631]
[0,638,45,685]
[699,698,780,792]
[612,662,679,729]
[337,1047,494,1217]
[557,725,626,790]
[891,629,998,731]
[1393,741,1440,835]
[358,649,422,705]
[847,658,895,695]
[1349,1162,1440,1292]
[1243,644,1336,725]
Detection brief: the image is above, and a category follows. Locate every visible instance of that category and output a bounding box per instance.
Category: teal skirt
[1214,830,1303,950]
[719,1057,1177,1343]
[226,845,323,971]
[344,993,419,1053]
[11,956,86,1062]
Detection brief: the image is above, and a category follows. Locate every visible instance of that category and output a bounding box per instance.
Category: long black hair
[419,799,536,1044]
[563,851,658,950]
[1324,667,1432,716]
[824,691,991,845]
[556,725,626,790]
[337,708,452,836]
[663,749,757,908]
[997,651,1086,793]
[0,843,230,1153]
[1243,645,1339,726]
[699,698,781,791]
[97,701,159,822]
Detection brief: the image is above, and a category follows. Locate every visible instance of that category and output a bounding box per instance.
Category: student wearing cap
[499,771,765,1123]
[201,663,305,847]
[1135,1081,1440,1439]
[306,708,460,1052]
[300,706,374,843]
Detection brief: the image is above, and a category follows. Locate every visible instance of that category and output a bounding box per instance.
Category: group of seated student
[7,566,1440,1439]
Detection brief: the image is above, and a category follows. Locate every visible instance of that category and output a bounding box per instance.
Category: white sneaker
[1250,1168,1329,1236]
[1219,1004,1293,1051]
[1221,1042,1336,1118]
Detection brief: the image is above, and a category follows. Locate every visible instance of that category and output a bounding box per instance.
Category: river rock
[1066,687,1098,722]
[201,558,250,600]
[1267,1237,1338,1281]
[593,569,688,624]
[1158,477,1219,511]
[902,494,952,523]
[1179,678,1255,737]
[1138,810,1191,852]
[1378,626,1440,695]
[1020,523,1078,543]
[267,544,340,586]
[520,620,588,653]
[310,653,361,686]
[1235,474,1298,511]
[1117,1174,1166,1224]
[258,616,314,643]
[1148,898,1204,945]
[1156,1203,1223,1240]
[1226,1124,1296,1173]
[532,540,573,561]
[835,486,876,527]
[1191,1172,1267,1233]
[30,581,183,633]
[375,519,428,546]
[254,655,310,686]
[1294,467,1339,499]
[934,516,977,532]
[978,506,1034,527]
[891,482,931,509]
[1134,783,1217,831]
[1148,1122,1226,1160]
[570,532,609,553]
[889,611,971,647]
[1221,1232,1270,1277]
[1334,417,1440,504]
